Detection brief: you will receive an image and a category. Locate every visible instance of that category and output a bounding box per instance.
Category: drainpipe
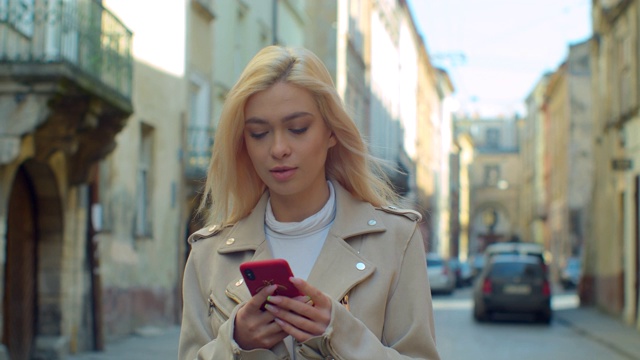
[272,0,278,45]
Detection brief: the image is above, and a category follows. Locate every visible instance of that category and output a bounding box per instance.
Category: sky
[407,0,593,118]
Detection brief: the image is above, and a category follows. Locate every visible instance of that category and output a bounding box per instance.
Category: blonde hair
[200,45,398,226]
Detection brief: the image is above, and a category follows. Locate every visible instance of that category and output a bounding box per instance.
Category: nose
[270,131,291,159]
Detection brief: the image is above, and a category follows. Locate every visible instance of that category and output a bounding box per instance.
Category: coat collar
[221,180,387,301]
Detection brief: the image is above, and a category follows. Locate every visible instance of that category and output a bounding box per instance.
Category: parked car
[484,241,547,274]
[448,258,462,287]
[469,254,485,280]
[426,253,456,295]
[449,258,474,287]
[560,257,582,289]
[458,261,474,286]
[473,254,552,324]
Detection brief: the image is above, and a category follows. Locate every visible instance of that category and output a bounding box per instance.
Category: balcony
[185,126,214,181]
[0,0,134,183]
[0,0,133,108]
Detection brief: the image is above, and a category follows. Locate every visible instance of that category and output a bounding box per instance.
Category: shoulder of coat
[375,205,422,222]
[188,224,233,245]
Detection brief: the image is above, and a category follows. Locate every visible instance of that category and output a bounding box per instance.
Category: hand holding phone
[240,259,303,299]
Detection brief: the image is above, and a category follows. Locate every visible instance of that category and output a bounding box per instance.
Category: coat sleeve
[299,222,441,360]
[178,247,284,360]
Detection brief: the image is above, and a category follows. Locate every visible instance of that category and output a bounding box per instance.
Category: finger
[248,284,278,311]
[234,299,288,350]
[265,296,330,337]
[268,295,317,315]
[289,277,330,308]
[291,295,311,303]
[266,302,324,332]
[236,319,288,349]
[274,317,315,343]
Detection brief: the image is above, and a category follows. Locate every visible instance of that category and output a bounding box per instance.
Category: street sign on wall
[612,158,633,171]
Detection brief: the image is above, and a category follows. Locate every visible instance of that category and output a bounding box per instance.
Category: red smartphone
[239,259,303,298]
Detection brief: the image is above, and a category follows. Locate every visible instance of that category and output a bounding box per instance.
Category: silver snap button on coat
[356,262,366,270]
[368,219,377,226]
[225,238,235,245]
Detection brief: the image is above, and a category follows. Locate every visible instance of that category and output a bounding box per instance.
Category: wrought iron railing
[185,126,215,179]
[0,0,133,99]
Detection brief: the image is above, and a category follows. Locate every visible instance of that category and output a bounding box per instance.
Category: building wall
[336,0,371,136]
[369,1,402,163]
[436,70,455,256]
[1,0,136,354]
[590,0,639,327]
[98,0,186,340]
[415,44,440,252]
[211,0,306,130]
[545,64,570,282]
[95,60,184,339]
[454,117,521,254]
[468,152,521,252]
[457,135,474,260]
[566,40,593,260]
[524,74,550,246]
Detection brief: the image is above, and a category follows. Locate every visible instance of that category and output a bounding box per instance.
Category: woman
[179,45,440,360]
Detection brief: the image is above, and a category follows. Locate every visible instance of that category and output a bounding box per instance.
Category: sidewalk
[66,326,180,360]
[65,306,640,360]
[555,306,640,360]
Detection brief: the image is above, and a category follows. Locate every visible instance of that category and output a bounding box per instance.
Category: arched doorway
[4,166,37,360]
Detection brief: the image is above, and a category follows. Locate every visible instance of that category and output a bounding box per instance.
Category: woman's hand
[264,277,332,343]
[234,284,288,350]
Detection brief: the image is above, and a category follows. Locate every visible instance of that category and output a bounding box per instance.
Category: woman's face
[243,82,336,207]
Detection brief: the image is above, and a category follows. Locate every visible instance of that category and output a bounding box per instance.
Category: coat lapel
[220,180,388,303]
[307,181,386,300]
[218,191,273,303]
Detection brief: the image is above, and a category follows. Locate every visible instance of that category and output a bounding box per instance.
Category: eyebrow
[245,111,313,124]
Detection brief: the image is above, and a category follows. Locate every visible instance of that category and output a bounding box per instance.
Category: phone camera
[244,269,256,281]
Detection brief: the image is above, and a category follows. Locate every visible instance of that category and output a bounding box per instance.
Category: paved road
[67,286,640,360]
[66,327,180,360]
[433,286,638,360]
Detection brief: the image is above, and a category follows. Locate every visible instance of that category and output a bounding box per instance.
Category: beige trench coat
[178,181,441,360]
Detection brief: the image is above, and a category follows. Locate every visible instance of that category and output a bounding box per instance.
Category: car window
[489,262,543,278]
[427,259,443,267]
[567,259,581,269]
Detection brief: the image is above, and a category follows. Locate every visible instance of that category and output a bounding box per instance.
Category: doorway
[3,166,38,360]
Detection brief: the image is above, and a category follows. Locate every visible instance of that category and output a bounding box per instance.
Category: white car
[426,253,456,294]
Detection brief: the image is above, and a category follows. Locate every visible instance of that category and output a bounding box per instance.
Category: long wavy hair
[200,45,399,226]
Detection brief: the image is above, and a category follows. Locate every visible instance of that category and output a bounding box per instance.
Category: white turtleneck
[265,181,336,281]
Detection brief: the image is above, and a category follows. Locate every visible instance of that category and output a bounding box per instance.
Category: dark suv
[473,254,552,324]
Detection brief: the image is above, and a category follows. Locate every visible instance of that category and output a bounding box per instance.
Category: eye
[290,127,308,135]
[249,131,268,139]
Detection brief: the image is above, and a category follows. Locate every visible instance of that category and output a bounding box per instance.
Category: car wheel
[473,304,489,322]
[537,309,552,324]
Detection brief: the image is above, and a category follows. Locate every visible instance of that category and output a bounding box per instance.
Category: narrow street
[433,286,635,360]
[66,284,640,360]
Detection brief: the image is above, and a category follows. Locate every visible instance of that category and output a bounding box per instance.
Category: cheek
[243,140,261,166]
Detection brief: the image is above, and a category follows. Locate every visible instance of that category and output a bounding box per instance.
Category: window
[2,0,35,37]
[136,123,154,237]
[618,32,632,114]
[486,128,500,148]
[484,164,500,186]
[188,74,211,172]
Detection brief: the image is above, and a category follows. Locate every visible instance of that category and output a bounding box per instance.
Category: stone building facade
[0,0,133,357]
[453,117,522,255]
[590,0,640,329]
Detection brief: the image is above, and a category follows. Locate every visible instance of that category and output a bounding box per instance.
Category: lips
[270,166,297,181]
